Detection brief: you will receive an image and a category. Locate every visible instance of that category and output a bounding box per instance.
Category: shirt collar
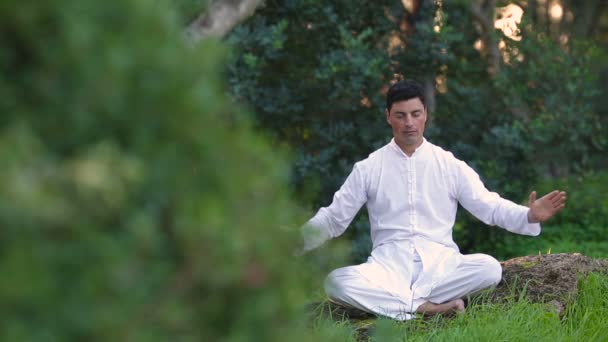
[389,137,428,158]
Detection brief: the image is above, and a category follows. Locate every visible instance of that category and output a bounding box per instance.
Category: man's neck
[395,138,423,157]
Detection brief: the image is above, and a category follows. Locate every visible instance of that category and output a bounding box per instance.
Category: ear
[385,108,391,124]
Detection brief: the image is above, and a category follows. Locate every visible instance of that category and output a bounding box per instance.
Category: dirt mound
[490,253,608,314]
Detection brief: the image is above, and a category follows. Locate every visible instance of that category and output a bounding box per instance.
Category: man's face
[385,98,427,151]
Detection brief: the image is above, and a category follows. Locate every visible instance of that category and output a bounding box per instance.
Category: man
[300,80,567,320]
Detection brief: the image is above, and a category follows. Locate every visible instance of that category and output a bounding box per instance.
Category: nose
[404,115,414,127]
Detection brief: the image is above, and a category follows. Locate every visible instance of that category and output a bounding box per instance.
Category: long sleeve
[301,163,369,252]
[454,159,541,236]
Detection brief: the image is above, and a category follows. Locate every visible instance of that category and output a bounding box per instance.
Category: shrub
[0,1,340,340]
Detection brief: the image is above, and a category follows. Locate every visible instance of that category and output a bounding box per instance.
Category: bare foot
[415,298,465,316]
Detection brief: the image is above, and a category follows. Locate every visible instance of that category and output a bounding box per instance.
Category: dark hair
[386,80,426,111]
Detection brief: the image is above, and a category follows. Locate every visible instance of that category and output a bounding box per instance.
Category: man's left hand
[527,190,567,223]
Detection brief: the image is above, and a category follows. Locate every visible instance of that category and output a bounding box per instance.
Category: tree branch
[186,0,264,42]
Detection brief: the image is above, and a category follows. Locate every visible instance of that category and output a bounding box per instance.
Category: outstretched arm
[455,159,541,236]
[299,163,368,253]
[527,190,567,223]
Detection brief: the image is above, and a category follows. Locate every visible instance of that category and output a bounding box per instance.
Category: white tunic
[302,138,541,304]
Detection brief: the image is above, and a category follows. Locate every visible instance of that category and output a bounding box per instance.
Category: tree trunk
[471,0,500,76]
[572,0,602,39]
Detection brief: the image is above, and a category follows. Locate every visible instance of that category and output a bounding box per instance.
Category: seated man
[300,80,566,320]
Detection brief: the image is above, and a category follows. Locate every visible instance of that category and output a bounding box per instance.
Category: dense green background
[212,0,607,261]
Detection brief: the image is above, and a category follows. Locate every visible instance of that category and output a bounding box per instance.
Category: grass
[311,273,608,341]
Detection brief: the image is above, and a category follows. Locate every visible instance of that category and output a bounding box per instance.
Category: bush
[484,171,608,260]
[0,1,342,340]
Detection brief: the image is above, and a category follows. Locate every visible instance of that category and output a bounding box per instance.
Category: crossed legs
[324,253,502,320]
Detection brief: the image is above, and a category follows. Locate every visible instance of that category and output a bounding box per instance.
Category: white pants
[324,253,502,320]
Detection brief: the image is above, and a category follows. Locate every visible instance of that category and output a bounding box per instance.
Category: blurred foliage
[0,0,350,340]
[174,0,208,25]
[184,0,607,261]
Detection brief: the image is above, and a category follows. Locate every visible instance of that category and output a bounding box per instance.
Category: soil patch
[490,253,608,314]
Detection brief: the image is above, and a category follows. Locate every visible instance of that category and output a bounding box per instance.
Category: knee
[481,256,502,287]
[324,268,351,301]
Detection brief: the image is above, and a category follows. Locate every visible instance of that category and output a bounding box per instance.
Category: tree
[193,0,607,260]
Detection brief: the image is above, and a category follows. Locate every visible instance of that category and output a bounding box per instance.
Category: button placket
[403,157,414,231]
[410,158,417,229]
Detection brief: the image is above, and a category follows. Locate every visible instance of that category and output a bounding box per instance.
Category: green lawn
[311,273,608,341]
